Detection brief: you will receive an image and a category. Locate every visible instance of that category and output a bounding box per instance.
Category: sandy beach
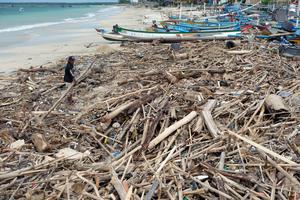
[0,5,158,73]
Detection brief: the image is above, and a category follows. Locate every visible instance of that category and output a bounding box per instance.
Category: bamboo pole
[148,111,197,149]
[228,130,297,165]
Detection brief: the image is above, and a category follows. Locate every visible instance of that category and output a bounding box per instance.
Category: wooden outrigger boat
[114,26,241,42]
[95,28,129,42]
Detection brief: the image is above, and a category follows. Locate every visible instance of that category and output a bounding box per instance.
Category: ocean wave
[97,6,120,13]
[0,12,97,33]
[85,13,96,18]
[63,13,95,23]
[0,21,64,33]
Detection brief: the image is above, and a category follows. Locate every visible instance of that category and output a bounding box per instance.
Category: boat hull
[279,45,300,58]
[116,26,240,41]
[101,32,128,41]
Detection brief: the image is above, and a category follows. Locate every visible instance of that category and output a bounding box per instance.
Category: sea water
[0,3,120,48]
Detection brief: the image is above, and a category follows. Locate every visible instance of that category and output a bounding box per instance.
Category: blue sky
[0,0,115,2]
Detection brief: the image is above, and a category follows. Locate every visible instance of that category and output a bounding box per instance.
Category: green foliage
[261,0,270,5]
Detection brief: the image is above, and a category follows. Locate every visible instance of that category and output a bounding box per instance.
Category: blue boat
[165,23,241,32]
[162,20,241,32]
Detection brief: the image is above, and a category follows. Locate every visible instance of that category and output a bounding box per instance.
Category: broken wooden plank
[202,100,220,138]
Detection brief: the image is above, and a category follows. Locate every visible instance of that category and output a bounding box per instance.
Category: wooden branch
[169,68,226,74]
[257,150,300,187]
[175,53,189,59]
[74,85,158,121]
[218,152,226,170]
[0,156,67,180]
[189,175,233,199]
[286,139,300,158]
[111,168,127,200]
[141,108,151,145]
[193,116,204,133]
[202,100,220,138]
[156,146,177,174]
[100,101,135,130]
[124,186,133,200]
[216,176,226,200]
[19,67,57,73]
[146,146,177,200]
[241,184,258,200]
[225,50,252,55]
[148,111,197,149]
[241,99,264,131]
[101,93,159,130]
[41,83,65,96]
[76,172,103,199]
[227,130,297,164]
[201,162,256,184]
[0,98,22,107]
[31,133,50,152]
[182,189,205,195]
[142,110,163,150]
[163,70,178,84]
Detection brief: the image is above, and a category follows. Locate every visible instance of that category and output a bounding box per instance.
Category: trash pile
[1,41,300,199]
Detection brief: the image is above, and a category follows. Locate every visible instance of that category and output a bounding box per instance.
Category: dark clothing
[64,63,74,83]
[112,24,118,33]
[152,24,158,28]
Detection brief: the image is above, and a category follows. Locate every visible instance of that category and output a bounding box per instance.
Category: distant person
[112,24,119,33]
[152,20,158,28]
[64,56,76,103]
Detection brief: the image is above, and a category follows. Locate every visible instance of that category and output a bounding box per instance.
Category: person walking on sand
[64,56,76,103]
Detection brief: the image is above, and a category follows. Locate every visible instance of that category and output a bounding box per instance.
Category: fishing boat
[164,23,240,32]
[161,19,238,27]
[279,45,300,58]
[114,25,241,42]
[95,28,128,42]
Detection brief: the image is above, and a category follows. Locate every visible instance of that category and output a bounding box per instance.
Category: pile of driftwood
[0,40,300,200]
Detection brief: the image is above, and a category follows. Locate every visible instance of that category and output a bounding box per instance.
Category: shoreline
[0,5,156,74]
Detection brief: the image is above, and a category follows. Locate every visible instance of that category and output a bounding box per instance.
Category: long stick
[114,112,196,166]
[146,146,177,200]
[111,168,127,200]
[77,172,103,199]
[156,146,177,174]
[148,111,197,149]
[189,175,233,199]
[202,100,220,138]
[241,100,264,131]
[75,85,158,121]
[258,150,300,187]
[228,130,296,164]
